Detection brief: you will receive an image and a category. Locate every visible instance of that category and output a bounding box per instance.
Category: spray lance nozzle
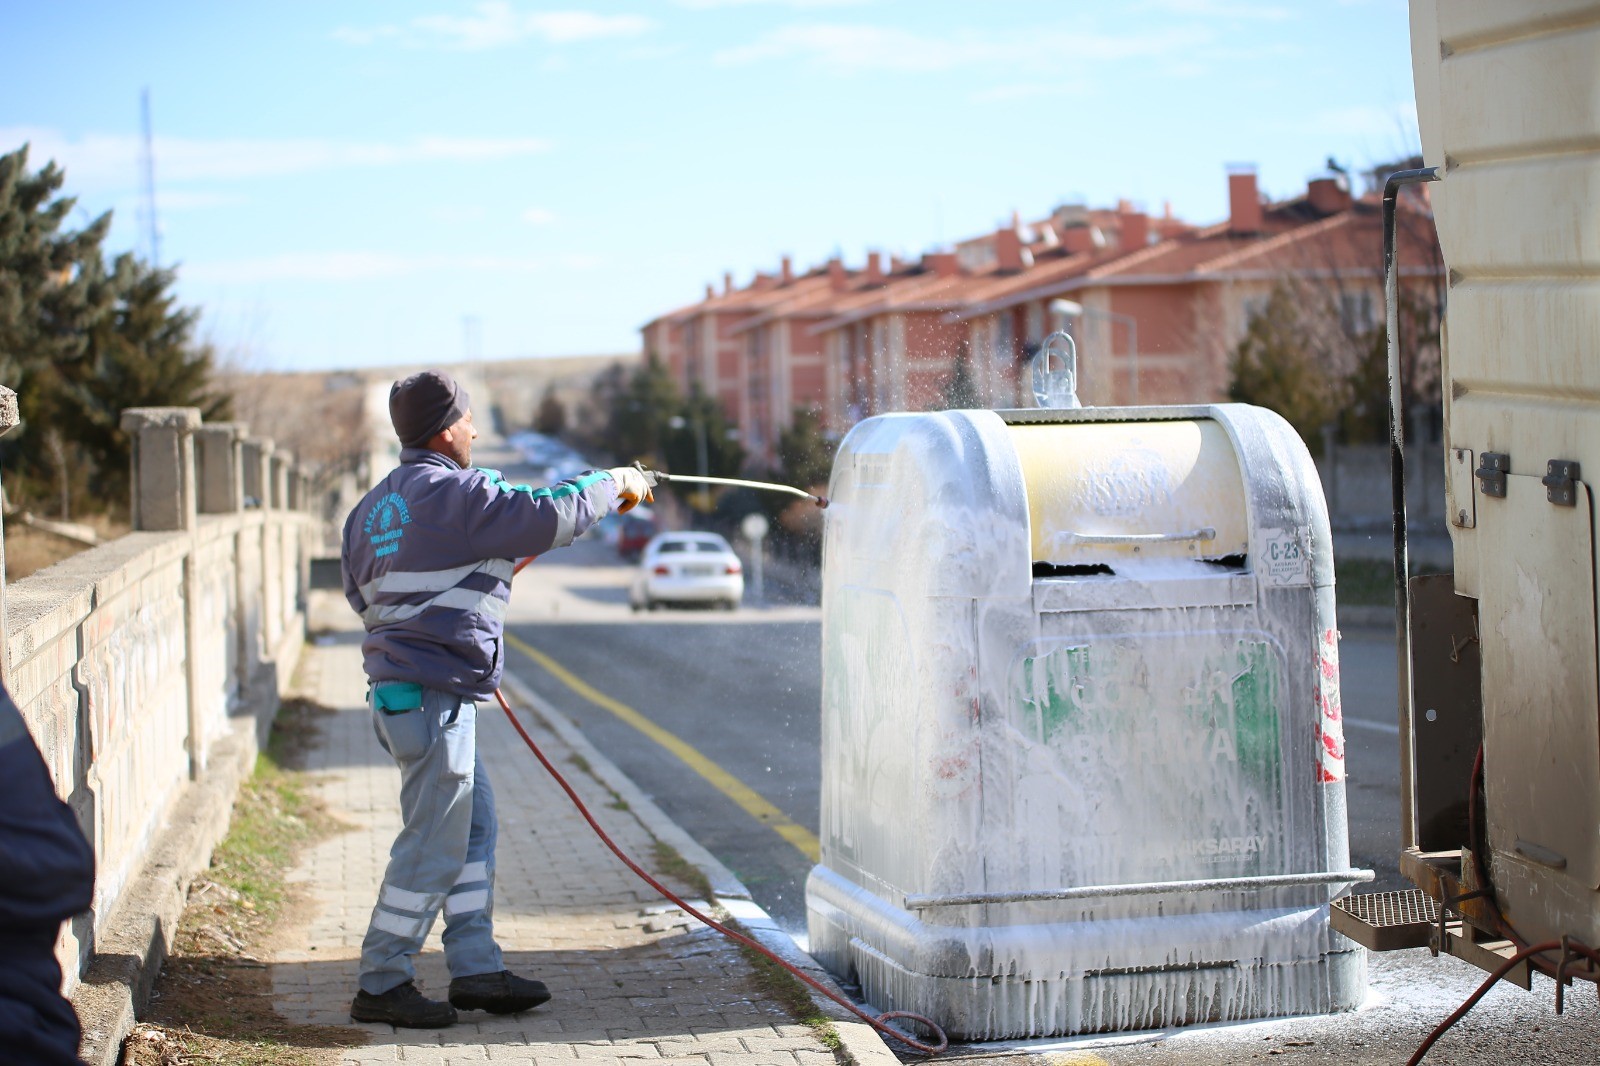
[633,462,828,509]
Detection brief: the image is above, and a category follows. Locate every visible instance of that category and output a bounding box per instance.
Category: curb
[498,670,902,1066]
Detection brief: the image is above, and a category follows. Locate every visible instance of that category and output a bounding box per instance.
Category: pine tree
[65,255,231,506]
[533,384,567,437]
[0,145,117,507]
[0,144,229,515]
[776,407,834,488]
[1228,283,1344,454]
[597,354,682,465]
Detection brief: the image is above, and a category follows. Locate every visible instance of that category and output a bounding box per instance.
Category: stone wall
[0,399,321,1036]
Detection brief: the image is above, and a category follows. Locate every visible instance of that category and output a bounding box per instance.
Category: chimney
[723,271,734,295]
[704,282,715,300]
[923,252,960,278]
[995,227,1024,272]
[1062,226,1095,254]
[1228,167,1263,235]
[1307,176,1352,215]
[827,256,848,291]
[866,251,884,284]
[780,254,794,284]
[1117,208,1149,253]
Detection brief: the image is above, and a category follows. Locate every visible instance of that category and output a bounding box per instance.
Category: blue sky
[4,1,1418,372]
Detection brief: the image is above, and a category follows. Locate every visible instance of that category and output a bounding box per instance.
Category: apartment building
[640,165,1442,465]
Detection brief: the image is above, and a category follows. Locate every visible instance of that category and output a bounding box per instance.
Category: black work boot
[449,970,552,1014]
[350,980,458,1028]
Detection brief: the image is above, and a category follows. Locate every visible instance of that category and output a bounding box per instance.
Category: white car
[630,532,744,611]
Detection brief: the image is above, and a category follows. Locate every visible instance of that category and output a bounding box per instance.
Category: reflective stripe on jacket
[341,448,617,699]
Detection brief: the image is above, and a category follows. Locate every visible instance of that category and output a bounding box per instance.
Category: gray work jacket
[341,448,617,700]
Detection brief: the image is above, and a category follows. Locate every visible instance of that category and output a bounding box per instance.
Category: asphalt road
[503,535,822,931]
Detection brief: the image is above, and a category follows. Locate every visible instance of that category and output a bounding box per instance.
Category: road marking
[1344,717,1401,736]
[504,631,822,863]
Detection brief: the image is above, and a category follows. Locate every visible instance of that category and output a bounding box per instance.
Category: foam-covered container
[806,403,1365,1039]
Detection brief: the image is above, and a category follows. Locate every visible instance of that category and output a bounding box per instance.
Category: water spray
[639,464,829,509]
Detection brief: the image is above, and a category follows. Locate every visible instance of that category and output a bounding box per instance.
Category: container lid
[1008,419,1250,566]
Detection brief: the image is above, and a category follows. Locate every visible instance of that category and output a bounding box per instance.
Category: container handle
[1055,527,1216,546]
[1031,330,1081,409]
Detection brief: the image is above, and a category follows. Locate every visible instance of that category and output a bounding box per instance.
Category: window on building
[1340,290,1375,334]
[1241,295,1270,326]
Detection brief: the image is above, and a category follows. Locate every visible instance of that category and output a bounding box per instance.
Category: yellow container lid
[1008,419,1249,566]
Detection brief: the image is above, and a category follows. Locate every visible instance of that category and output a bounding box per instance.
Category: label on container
[1258,527,1311,586]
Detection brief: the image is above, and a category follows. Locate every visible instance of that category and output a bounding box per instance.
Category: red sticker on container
[1314,627,1345,783]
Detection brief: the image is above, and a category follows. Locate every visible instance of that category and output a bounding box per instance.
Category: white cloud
[1,127,551,191]
[185,250,604,285]
[336,3,654,51]
[521,207,557,225]
[714,23,1200,72]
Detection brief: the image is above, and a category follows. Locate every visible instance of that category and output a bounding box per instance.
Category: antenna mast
[139,87,160,266]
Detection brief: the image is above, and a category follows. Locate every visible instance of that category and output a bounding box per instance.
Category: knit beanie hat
[389,370,469,448]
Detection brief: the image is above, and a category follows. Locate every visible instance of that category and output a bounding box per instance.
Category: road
[481,441,1595,1065]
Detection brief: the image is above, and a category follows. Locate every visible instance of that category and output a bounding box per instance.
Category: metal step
[1330,889,1440,951]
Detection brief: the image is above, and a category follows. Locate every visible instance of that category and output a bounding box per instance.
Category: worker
[0,685,96,1065]
[341,369,654,1028]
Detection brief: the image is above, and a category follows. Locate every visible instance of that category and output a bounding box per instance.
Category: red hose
[496,555,948,1055]
[1404,939,1600,1066]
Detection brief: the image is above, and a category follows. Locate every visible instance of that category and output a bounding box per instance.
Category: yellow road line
[504,631,822,863]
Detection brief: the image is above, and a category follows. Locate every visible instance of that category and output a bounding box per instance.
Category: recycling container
[806,402,1367,1039]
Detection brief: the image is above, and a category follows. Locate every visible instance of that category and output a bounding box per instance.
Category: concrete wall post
[270,454,290,511]
[195,423,246,515]
[120,406,207,777]
[240,438,273,510]
[120,408,202,533]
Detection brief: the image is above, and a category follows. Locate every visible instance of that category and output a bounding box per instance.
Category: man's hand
[607,465,657,514]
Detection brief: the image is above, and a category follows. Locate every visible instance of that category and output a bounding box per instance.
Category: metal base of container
[807,866,1367,1041]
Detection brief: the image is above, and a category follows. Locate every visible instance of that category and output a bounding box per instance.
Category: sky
[3,1,1420,373]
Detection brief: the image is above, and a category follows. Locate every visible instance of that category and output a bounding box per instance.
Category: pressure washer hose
[493,554,947,1055]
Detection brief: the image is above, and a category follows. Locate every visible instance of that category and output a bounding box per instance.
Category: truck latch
[1475,452,1509,498]
[1543,459,1580,506]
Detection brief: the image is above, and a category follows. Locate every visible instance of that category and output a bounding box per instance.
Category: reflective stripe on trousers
[358,689,504,995]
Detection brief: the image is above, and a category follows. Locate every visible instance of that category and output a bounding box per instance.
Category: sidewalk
[273,591,893,1066]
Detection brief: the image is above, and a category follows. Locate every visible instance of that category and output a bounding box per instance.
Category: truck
[1331,0,1600,1013]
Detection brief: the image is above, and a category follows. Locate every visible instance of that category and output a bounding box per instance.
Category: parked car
[616,511,658,561]
[630,532,743,611]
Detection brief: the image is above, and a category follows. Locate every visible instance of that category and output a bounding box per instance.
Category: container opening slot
[1202,554,1248,571]
[1033,561,1114,578]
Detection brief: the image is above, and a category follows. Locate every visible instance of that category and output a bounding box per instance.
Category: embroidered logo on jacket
[363,493,412,557]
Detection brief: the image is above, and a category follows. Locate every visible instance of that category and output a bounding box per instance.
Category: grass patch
[124,697,363,1066]
[724,919,846,1059]
[650,840,714,901]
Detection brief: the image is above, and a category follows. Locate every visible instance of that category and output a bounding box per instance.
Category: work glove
[607,464,657,514]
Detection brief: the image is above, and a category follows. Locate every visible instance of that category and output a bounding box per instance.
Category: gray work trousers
[359,686,504,995]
